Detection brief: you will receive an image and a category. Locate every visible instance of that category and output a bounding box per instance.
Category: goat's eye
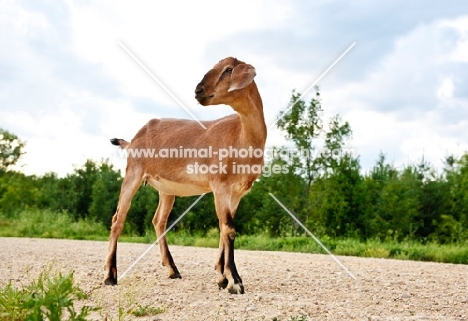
[225,68,233,74]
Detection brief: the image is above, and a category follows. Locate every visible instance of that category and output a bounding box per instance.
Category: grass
[165,229,468,264]
[0,265,98,321]
[0,209,108,240]
[1,209,468,264]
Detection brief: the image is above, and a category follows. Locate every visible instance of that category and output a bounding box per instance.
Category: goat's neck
[234,84,267,148]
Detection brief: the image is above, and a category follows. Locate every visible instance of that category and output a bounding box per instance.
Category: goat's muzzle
[195,83,213,105]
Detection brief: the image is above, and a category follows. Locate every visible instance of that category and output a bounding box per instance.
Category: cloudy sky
[1,0,468,176]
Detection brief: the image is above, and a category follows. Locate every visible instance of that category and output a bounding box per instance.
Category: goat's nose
[195,85,204,95]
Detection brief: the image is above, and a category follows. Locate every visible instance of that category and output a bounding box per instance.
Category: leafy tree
[321,115,352,170]
[360,153,398,238]
[36,173,59,209]
[378,165,422,241]
[434,154,468,242]
[71,160,100,218]
[418,178,449,239]
[276,88,323,222]
[88,162,122,229]
[448,154,468,225]
[360,155,433,241]
[0,171,40,216]
[310,153,363,238]
[52,159,118,221]
[0,128,25,172]
[125,185,159,236]
[276,87,352,227]
[174,193,218,235]
[239,155,306,236]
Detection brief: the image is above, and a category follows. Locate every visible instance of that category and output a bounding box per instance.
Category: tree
[310,152,363,238]
[276,87,352,224]
[378,165,422,241]
[88,162,122,229]
[0,171,40,216]
[54,159,118,220]
[36,172,61,210]
[435,154,468,242]
[0,128,25,172]
[276,89,323,223]
[238,154,306,236]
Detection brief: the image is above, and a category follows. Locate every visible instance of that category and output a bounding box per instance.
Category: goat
[104,57,267,294]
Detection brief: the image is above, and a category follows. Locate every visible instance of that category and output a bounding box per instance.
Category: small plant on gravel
[98,278,165,320]
[129,303,165,317]
[271,317,309,321]
[288,316,308,321]
[0,282,29,321]
[0,265,98,321]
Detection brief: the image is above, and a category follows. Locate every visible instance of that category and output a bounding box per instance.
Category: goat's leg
[214,192,244,294]
[152,192,181,279]
[104,172,141,285]
[214,192,242,290]
[215,236,228,289]
[219,218,244,294]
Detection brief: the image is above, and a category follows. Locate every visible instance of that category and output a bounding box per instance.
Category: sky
[1,0,468,176]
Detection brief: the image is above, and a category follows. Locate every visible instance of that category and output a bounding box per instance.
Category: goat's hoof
[217,278,228,289]
[104,277,117,286]
[168,271,182,279]
[227,282,245,294]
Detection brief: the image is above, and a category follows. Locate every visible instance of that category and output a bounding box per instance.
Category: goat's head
[195,57,256,108]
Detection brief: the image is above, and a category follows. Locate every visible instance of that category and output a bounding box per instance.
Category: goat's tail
[110,138,130,148]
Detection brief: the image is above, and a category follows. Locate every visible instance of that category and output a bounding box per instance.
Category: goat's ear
[228,64,256,92]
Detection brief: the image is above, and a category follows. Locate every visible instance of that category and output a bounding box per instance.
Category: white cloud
[442,15,468,63]
[323,14,468,171]
[437,77,454,98]
[66,0,293,111]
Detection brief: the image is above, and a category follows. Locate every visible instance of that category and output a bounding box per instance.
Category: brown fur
[104,57,267,294]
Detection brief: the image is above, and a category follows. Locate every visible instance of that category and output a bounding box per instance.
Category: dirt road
[0,237,467,320]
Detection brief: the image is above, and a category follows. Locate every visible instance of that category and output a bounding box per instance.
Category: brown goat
[104,57,267,294]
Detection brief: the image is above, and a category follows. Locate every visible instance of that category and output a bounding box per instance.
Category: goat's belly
[146,176,211,197]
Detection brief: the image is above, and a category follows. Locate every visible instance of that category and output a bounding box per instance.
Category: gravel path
[1,237,467,320]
